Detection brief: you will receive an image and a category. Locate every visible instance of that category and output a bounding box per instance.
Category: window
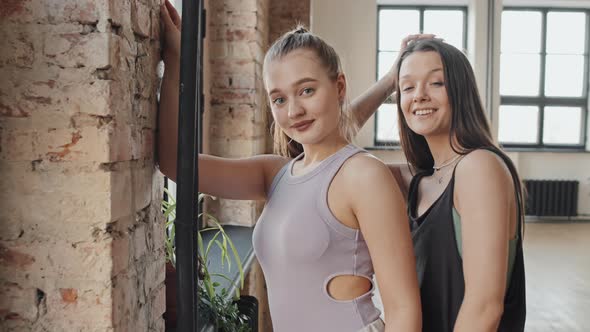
[375,6,467,145]
[499,8,589,149]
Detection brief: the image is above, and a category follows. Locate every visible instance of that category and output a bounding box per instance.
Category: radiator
[524,180,579,217]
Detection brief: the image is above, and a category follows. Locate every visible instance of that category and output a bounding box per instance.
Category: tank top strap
[313,145,364,224]
[317,144,364,186]
[407,169,434,218]
[447,155,466,196]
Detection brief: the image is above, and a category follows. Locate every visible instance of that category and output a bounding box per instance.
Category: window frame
[500,7,589,150]
[374,5,468,146]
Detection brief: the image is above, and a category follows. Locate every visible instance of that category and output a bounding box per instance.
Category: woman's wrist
[385,69,398,96]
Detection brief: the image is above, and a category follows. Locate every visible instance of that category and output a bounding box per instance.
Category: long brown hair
[264,25,357,158]
[395,39,526,235]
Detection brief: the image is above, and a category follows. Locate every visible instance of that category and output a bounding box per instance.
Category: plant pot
[164,262,177,328]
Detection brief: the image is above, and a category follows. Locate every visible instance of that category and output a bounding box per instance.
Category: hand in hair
[160,0,182,63]
[350,33,438,129]
[401,33,438,48]
[388,34,439,93]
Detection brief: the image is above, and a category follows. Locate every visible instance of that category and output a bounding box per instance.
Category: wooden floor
[524,222,590,332]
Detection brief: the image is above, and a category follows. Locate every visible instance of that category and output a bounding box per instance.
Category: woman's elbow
[479,301,504,325]
[458,297,504,331]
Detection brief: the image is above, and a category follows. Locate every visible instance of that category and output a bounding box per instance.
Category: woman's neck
[425,134,460,168]
[300,133,349,166]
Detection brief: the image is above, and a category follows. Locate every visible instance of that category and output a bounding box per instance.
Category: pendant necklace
[433,154,462,184]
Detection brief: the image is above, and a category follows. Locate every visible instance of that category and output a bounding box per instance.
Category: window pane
[376,103,400,142]
[499,105,539,144]
[501,11,542,53]
[379,10,420,51]
[500,54,541,96]
[547,12,586,54]
[424,10,465,50]
[544,55,585,97]
[378,51,399,80]
[543,107,583,145]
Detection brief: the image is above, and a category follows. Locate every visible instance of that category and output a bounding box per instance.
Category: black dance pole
[176,0,205,330]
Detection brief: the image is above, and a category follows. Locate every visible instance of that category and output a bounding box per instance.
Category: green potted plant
[162,190,255,331]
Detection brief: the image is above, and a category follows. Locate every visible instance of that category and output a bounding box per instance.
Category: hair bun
[293,25,308,34]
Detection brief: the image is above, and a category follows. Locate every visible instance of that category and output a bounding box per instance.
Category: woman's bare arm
[158,2,289,201]
[352,34,436,129]
[351,70,397,128]
[453,150,515,332]
[344,155,421,332]
[157,1,181,180]
[197,154,288,201]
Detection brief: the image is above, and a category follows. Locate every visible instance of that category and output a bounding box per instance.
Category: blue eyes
[271,87,315,105]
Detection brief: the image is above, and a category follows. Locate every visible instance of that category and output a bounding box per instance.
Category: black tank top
[407,149,526,332]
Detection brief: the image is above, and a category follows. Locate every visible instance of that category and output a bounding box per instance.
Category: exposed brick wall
[269,0,310,43]
[0,0,165,331]
[206,0,269,228]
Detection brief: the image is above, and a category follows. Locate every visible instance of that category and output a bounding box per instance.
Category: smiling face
[398,51,452,139]
[264,48,346,146]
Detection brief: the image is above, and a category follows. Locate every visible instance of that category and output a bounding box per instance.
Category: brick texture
[0,0,165,331]
[0,0,312,330]
[206,0,270,228]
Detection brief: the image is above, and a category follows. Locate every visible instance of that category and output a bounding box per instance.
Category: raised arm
[158,2,289,201]
[351,69,396,128]
[347,155,421,332]
[158,1,182,180]
[453,150,516,332]
[352,34,437,128]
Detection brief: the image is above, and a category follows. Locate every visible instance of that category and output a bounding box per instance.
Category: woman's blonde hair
[264,25,358,157]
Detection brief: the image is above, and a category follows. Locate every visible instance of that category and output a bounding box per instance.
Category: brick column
[0,1,165,331]
[205,0,269,227]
